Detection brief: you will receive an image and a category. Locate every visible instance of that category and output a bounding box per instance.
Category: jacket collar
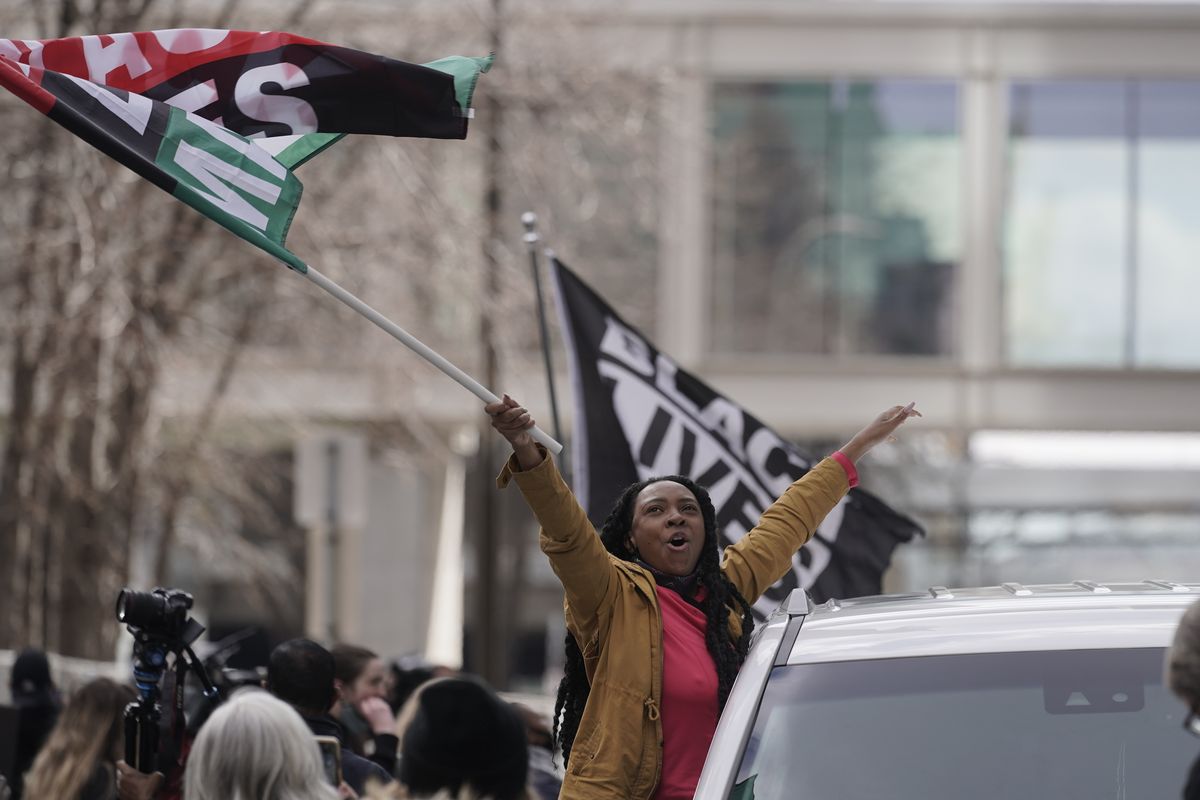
[634,558,702,605]
[298,711,346,744]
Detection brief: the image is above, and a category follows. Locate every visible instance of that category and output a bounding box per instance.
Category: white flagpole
[301,264,564,455]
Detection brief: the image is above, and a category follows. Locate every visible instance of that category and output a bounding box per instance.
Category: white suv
[696,580,1200,799]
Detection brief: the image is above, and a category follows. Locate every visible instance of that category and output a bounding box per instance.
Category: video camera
[116,588,219,773]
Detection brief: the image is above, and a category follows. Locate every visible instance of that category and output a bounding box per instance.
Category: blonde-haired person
[184,689,355,800]
[1168,598,1200,800]
[23,677,134,800]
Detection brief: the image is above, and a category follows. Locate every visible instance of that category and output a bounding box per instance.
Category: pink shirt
[652,453,857,797]
[653,585,719,800]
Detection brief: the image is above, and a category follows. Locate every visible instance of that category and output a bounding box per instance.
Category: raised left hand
[838,403,921,463]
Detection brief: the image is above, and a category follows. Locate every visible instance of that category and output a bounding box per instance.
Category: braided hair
[552,475,755,769]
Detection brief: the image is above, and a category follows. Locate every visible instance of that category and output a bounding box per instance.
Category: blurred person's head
[10,648,56,706]
[397,677,529,800]
[268,638,338,716]
[1167,597,1200,710]
[23,676,134,799]
[388,662,435,714]
[184,689,338,800]
[332,643,388,707]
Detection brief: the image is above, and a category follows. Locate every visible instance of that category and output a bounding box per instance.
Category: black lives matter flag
[552,258,922,612]
[0,30,490,272]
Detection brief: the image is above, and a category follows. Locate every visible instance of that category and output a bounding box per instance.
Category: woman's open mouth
[667,533,689,551]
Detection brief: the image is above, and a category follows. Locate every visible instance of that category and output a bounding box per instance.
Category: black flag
[551,257,923,611]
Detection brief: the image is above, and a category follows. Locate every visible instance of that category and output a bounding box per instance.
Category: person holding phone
[314,736,344,788]
[183,690,354,800]
[267,639,395,796]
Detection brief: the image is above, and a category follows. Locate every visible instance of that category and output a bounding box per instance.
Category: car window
[730,647,1194,800]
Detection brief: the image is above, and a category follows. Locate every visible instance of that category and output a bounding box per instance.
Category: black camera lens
[116,589,166,628]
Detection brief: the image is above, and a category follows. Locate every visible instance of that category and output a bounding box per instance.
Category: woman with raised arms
[487,395,920,800]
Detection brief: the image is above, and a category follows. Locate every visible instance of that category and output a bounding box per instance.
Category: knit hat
[400,677,529,800]
[10,648,55,704]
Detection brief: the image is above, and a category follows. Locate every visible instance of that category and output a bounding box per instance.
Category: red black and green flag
[0,29,491,272]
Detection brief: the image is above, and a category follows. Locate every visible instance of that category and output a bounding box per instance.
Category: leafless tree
[0,0,314,657]
[0,0,664,664]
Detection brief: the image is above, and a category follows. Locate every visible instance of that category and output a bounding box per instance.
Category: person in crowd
[487,394,919,800]
[391,677,530,800]
[509,703,561,800]
[332,644,398,773]
[1167,597,1200,800]
[268,638,395,794]
[22,677,134,800]
[8,648,61,800]
[183,689,351,800]
[387,661,436,715]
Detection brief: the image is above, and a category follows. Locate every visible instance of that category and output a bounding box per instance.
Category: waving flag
[0,29,491,271]
[551,257,923,611]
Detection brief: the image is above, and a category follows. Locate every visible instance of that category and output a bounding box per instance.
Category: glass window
[729,648,1195,800]
[1005,81,1129,367]
[1136,81,1200,368]
[711,80,960,357]
[1005,79,1200,368]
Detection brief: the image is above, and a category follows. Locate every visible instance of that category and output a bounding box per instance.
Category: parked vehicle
[696,580,1200,799]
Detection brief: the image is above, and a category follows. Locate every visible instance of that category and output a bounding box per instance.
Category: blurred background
[0,0,1198,695]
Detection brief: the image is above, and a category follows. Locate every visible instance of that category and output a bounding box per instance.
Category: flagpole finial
[522,212,539,246]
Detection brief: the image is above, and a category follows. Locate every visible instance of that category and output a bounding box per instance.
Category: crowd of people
[2,640,559,800]
[1,397,1197,799]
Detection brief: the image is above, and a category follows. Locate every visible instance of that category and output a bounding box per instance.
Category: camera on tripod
[116,587,219,774]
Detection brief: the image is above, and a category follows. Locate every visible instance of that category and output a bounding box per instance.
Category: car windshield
[730,647,1195,800]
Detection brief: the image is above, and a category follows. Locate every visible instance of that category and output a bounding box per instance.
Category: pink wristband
[830,451,859,488]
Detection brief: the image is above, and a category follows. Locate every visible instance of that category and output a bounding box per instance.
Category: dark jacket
[301,713,393,795]
[9,648,61,800]
[337,704,399,776]
[10,700,58,800]
[1186,753,1200,800]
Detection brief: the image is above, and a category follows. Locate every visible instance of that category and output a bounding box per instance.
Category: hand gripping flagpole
[300,264,564,455]
[521,212,564,446]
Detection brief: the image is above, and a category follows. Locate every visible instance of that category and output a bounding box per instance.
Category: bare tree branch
[211,0,241,30]
[283,0,318,29]
[56,0,79,37]
[153,283,262,583]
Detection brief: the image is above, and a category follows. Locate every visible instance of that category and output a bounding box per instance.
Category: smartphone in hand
[314,735,342,786]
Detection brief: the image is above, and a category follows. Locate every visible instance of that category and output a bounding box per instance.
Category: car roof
[781,580,1200,665]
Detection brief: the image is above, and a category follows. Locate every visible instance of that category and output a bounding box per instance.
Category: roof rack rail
[783,588,814,616]
[1073,580,1112,594]
[1002,582,1033,596]
[1145,579,1191,592]
[928,586,955,599]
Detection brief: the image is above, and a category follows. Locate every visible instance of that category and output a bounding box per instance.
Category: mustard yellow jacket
[497,453,849,800]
